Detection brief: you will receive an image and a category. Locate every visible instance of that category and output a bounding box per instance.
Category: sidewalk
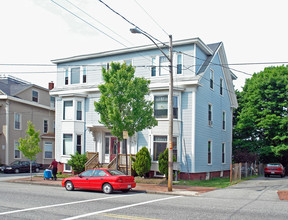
[7,176,217,196]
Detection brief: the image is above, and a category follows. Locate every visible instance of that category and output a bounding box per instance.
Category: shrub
[132,147,151,177]
[158,148,176,179]
[67,152,87,174]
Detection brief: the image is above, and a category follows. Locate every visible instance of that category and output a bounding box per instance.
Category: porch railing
[108,154,136,175]
[85,152,99,170]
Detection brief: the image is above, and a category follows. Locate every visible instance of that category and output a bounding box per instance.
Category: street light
[130,28,174,191]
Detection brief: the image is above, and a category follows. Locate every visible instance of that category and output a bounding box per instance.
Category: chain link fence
[230,162,264,182]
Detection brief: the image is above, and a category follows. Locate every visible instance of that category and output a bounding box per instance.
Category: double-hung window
[208,141,212,164]
[63,101,73,120]
[71,67,80,84]
[14,113,21,130]
[76,101,82,120]
[44,120,48,133]
[83,66,87,83]
[44,142,53,159]
[222,143,225,164]
[65,68,69,85]
[63,134,73,155]
[154,95,178,119]
[153,136,177,161]
[222,111,226,130]
[210,69,214,89]
[76,135,81,154]
[208,104,213,126]
[14,141,20,159]
[159,56,169,75]
[151,57,156,77]
[177,54,182,74]
[32,90,38,102]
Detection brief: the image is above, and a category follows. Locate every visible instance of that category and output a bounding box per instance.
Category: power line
[133,0,169,36]
[51,0,128,47]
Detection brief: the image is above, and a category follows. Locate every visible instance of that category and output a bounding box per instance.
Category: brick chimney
[49,81,54,90]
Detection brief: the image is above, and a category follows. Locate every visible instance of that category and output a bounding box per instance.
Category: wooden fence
[231,162,264,182]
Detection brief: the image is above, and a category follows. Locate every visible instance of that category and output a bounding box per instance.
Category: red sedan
[264,163,285,178]
[62,168,136,194]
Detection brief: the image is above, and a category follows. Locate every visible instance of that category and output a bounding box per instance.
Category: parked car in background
[62,168,136,194]
[2,161,42,174]
[264,163,285,178]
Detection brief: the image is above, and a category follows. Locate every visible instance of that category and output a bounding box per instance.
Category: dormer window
[32,90,38,102]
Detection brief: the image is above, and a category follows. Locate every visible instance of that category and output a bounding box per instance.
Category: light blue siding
[195,45,208,73]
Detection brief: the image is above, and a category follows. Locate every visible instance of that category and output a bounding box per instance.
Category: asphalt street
[0,175,287,220]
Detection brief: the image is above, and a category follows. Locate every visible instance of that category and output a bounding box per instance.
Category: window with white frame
[50,96,55,108]
[210,69,214,89]
[76,135,81,154]
[153,136,177,161]
[151,57,156,77]
[154,95,178,119]
[220,78,223,95]
[208,141,212,164]
[83,66,87,83]
[14,113,21,130]
[63,134,73,155]
[71,67,80,84]
[44,142,53,159]
[76,101,82,120]
[222,111,226,130]
[14,141,20,159]
[44,120,48,133]
[32,90,38,102]
[64,164,72,172]
[63,101,73,120]
[65,68,69,85]
[159,56,169,75]
[222,143,225,164]
[208,104,213,126]
[177,54,182,74]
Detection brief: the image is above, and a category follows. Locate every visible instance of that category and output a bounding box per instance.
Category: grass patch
[174,175,259,188]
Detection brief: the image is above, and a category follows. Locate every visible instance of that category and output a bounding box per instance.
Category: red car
[264,163,285,178]
[62,168,136,194]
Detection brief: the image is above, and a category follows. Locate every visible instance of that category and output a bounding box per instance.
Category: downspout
[84,98,87,154]
[191,87,196,173]
[5,100,9,165]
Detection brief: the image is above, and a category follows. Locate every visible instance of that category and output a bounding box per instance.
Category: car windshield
[267,164,280,167]
[10,161,20,166]
[106,170,126,176]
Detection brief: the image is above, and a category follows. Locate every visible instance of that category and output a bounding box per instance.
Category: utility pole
[168,35,173,192]
[130,28,174,191]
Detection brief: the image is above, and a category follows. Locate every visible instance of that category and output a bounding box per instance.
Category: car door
[74,170,94,189]
[89,170,109,190]
[21,161,30,173]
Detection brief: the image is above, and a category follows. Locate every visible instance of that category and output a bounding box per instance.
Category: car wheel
[35,168,40,173]
[121,189,130,193]
[102,183,113,194]
[65,181,74,191]
[264,174,267,177]
[15,169,19,174]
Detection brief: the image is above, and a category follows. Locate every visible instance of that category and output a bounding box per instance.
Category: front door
[110,137,120,161]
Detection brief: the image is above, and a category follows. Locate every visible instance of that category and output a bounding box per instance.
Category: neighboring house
[0,75,55,167]
[50,38,238,179]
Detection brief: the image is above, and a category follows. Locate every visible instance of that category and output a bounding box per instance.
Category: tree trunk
[30,160,32,181]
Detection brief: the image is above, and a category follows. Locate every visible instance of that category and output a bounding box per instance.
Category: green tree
[18,121,41,180]
[67,152,87,174]
[158,148,176,179]
[233,66,288,165]
[132,147,151,177]
[94,62,158,169]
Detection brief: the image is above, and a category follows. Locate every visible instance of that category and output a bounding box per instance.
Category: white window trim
[208,103,213,127]
[14,112,22,130]
[64,67,70,85]
[32,90,39,103]
[208,140,212,165]
[62,133,74,156]
[64,163,72,172]
[76,100,83,121]
[222,111,226,131]
[44,141,53,159]
[210,68,214,90]
[151,135,178,162]
[222,142,226,164]
[175,53,183,75]
[220,77,224,96]
[153,92,180,120]
[81,66,87,84]
[62,100,74,121]
[14,141,21,159]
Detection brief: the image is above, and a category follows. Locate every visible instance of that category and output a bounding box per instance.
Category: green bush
[132,147,151,177]
[158,148,176,179]
[67,152,87,174]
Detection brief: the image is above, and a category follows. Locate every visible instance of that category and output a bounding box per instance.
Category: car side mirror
[78,174,82,178]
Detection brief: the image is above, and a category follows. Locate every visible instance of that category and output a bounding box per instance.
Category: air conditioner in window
[208,120,213,126]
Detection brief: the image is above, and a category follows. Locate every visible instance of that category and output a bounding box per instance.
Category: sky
[1,0,288,91]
